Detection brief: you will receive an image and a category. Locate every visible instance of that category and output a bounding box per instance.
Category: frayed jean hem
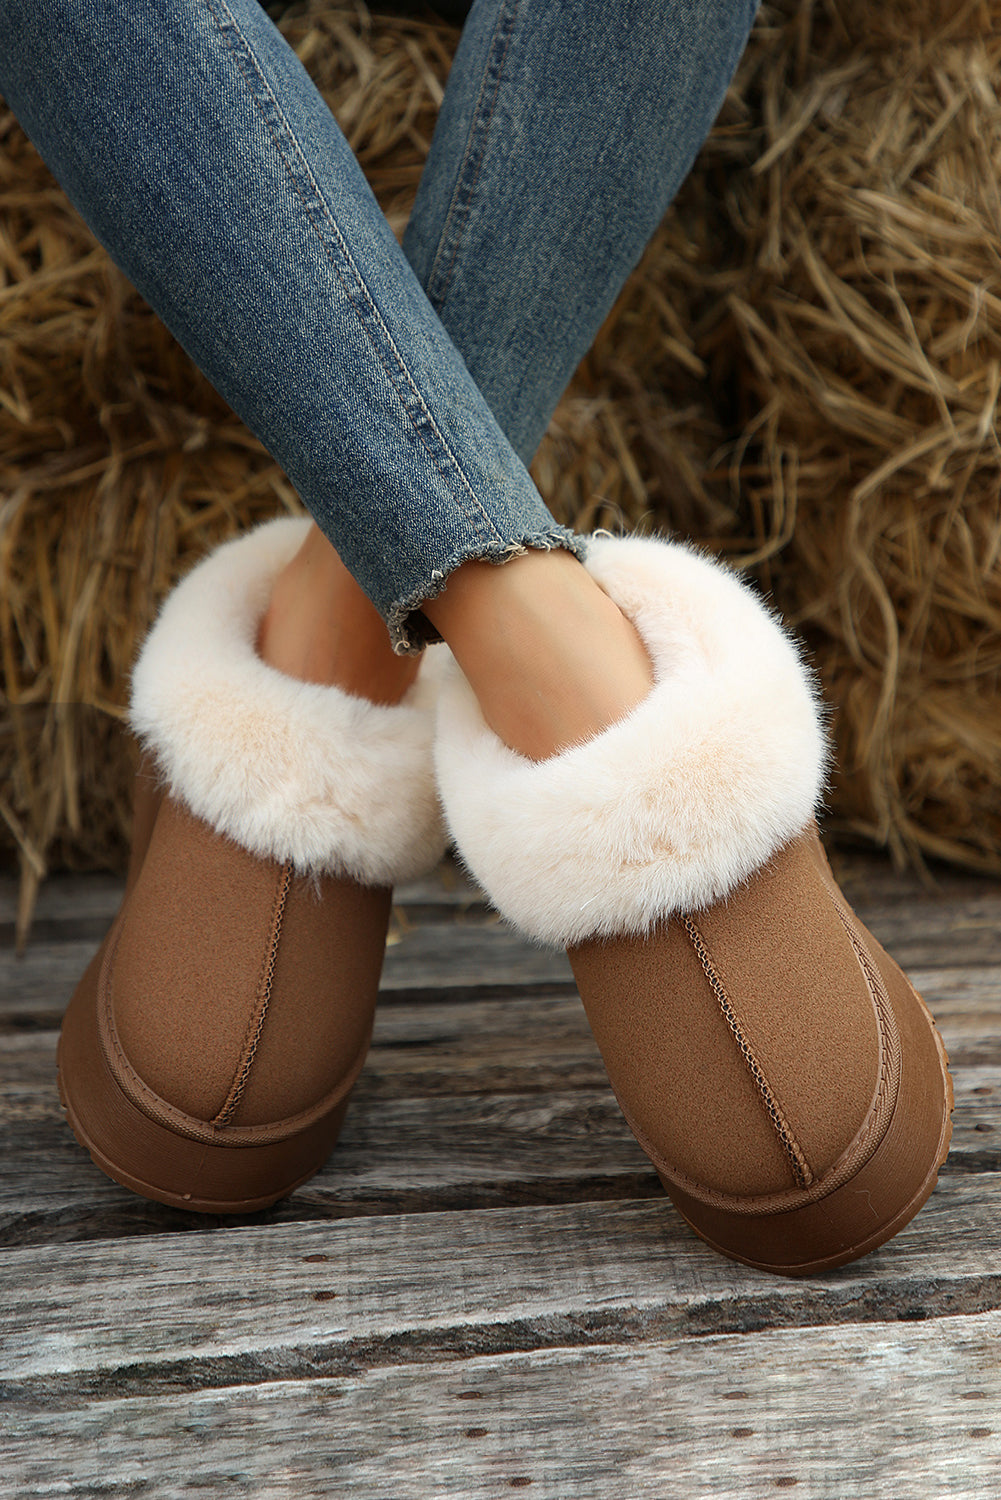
[387,524,588,655]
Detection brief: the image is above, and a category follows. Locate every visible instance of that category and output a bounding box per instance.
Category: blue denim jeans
[0,0,757,650]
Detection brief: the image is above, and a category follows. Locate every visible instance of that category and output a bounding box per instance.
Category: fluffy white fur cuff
[129,517,447,886]
[434,534,829,947]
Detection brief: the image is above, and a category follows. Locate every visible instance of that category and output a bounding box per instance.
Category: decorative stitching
[811,897,901,1194]
[683,915,814,1191]
[97,861,373,1146]
[615,880,906,1217]
[213,861,293,1127]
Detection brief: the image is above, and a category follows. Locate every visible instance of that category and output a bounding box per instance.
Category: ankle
[422,548,653,760]
[257,525,419,706]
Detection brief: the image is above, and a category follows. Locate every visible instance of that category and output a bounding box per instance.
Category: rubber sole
[57,1060,350,1215]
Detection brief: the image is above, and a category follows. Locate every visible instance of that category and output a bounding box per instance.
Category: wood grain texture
[1,855,999,1499]
[2,1312,999,1498]
[3,848,996,926]
[0,861,484,930]
[4,969,999,1104]
[4,937,1000,1044]
[0,1003,996,1249]
[2,1177,999,1396]
[1,1062,997,1249]
[3,1049,997,1146]
[4,855,1001,987]
[0,926,578,1025]
[0,1047,997,1188]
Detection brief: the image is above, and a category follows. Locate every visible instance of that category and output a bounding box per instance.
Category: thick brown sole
[661,978,954,1278]
[57,1061,350,1215]
[57,945,354,1215]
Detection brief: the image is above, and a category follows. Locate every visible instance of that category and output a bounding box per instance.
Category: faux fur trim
[434,533,829,947]
[129,517,447,885]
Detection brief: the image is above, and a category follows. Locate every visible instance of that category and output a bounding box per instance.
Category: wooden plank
[4,862,1001,971]
[0,1060,997,1248]
[383,922,575,995]
[2,1034,1000,1166]
[849,895,1001,969]
[0,927,578,1026]
[0,1082,654,1236]
[1,1176,1000,1394]
[4,846,995,925]
[3,961,998,1082]
[0,872,124,931]
[829,848,1001,903]
[4,904,1001,1035]
[7,1070,1001,1188]
[7,896,1001,974]
[0,987,605,1102]
[920,970,1001,1066]
[2,1312,998,1497]
[0,940,106,1021]
[0,861,487,943]
[0,990,603,1091]
[2,987,999,1119]
[0,862,485,938]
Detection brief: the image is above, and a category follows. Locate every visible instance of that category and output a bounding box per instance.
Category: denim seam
[424,0,520,312]
[202,0,507,547]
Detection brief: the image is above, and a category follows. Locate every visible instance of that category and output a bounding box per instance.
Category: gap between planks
[0,1058,998,1242]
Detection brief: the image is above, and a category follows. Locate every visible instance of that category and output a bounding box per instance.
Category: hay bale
[1,0,999,947]
[697,0,1001,875]
[537,0,1001,875]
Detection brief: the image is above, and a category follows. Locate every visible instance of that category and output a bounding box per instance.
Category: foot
[256,523,418,705]
[422,548,654,760]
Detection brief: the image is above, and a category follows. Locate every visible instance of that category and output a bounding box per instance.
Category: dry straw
[1,0,999,948]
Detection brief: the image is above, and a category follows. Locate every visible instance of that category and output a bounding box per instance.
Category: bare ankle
[257,524,418,706]
[422,548,653,759]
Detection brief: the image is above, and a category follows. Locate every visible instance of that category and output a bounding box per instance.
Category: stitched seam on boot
[806,898,901,1195]
[644,891,902,1217]
[212,861,293,1127]
[98,870,375,1147]
[683,915,814,1191]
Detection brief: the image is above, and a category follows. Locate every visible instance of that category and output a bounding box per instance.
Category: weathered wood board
[1,852,999,1499]
[3,1314,999,1498]
[3,1178,1001,1390]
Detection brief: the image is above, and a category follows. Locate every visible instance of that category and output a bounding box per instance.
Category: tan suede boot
[58,517,447,1213]
[433,533,953,1276]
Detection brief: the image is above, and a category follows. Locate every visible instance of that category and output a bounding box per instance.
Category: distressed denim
[0,0,758,649]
